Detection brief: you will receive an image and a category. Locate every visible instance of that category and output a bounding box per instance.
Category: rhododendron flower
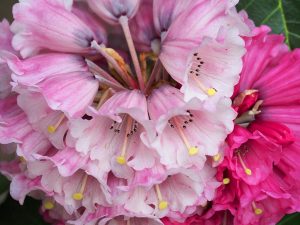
[3,1,300,225]
[209,26,300,225]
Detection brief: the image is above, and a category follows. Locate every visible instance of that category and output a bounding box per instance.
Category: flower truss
[0,0,299,225]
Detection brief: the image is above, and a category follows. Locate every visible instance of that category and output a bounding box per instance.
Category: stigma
[72,174,88,201]
[252,202,263,215]
[47,114,65,134]
[155,184,168,211]
[111,116,138,165]
[237,151,252,176]
[170,112,199,157]
[43,200,55,210]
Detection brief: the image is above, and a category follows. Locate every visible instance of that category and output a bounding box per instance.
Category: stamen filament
[237,152,252,176]
[72,174,88,201]
[173,118,199,156]
[86,59,125,90]
[48,114,65,133]
[192,75,217,96]
[116,117,133,165]
[252,202,263,215]
[127,220,131,225]
[91,41,137,88]
[119,16,145,91]
[155,184,168,210]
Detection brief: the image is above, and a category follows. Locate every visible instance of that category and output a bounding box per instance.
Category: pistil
[116,117,134,165]
[252,202,263,215]
[47,114,65,134]
[72,174,88,201]
[237,151,252,176]
[155,184,168,210]
[172,117,199,156]
[43,199,55,210]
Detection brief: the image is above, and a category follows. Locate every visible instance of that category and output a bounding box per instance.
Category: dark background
[0,0,299,224]
[0,0,16,21]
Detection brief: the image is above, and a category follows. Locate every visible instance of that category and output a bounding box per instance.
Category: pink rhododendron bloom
[12,0,106,57]
[209,26,300,225]
[4,1,300,225]
[148,85,236,169]
[0,19,17,99]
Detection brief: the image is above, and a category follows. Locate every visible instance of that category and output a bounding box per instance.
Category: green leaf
[277,213,300,225]
[0,174,9,194]
[0,196,49,225]
[237,0,300,49]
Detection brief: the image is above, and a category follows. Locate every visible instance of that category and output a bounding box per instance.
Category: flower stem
[119,16,145,91]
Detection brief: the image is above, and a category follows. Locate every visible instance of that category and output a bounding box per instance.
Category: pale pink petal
[8,53,88,86]
[18,91,68,149]
[0,95,32,144]
[87,0,141,24]
[37,71,99,118]
[160,0,247,86]
[11,0,100,57]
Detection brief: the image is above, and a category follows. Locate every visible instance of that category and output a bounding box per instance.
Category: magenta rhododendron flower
[0,1,300,225]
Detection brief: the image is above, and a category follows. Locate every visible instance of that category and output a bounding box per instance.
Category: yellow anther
[223,178,230,185]
[47,125,56,134]
[72,192,84,201]
[245,168,252,176]
[116,156,126,165]
[104,48,126,66]
[44,200,54,210]
[254,208,263,215]
[213,153,221,162]
[19,156,26,163]
[159,201,168,210]
[207,88,217,96]
[188,147,199,156]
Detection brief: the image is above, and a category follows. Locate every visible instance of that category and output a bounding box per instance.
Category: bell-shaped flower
[69,89,157,180]
[87,0,141,24]
[147,85,236,169]
[6,53,99,118]
[11,0,106,57]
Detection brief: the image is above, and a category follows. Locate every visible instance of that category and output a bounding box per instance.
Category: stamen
[127,219,131,225]
[119,16,145,91]
[47,114,65,134]
[213,153,221,162]
[43,200,55,210]
[155,184,168,210]
[116,117,134,165]
[173,118,199,156]
[91,41,137,88]
[19,156,26,163]
[192,75,217,97]
[72,174,88,201]
[86,59,125,90]
[252,202,263,215]
[237,152,252,176]
[223,178,230,185]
